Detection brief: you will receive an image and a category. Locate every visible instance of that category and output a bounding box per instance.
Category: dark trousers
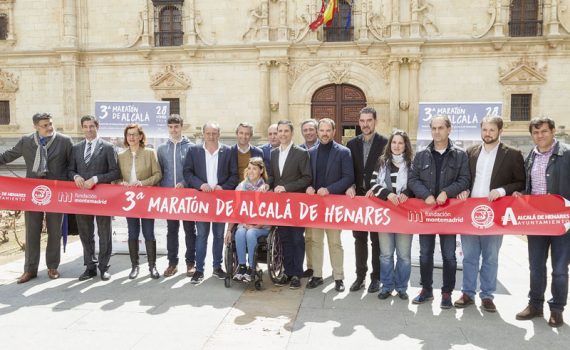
[353,230,380,281]
[278,226,305,278]
[24,211,63,273]
[419,234,457,294]
[75,214,112,272]
[528,231,570,312]
[126,218,155,241]
[166,219,196,266]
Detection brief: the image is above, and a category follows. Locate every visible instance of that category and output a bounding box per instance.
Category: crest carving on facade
[0,69,19,92]
[364,60,390,84]
[150,65,191,90]
[288,62,317,87]
[328,61,351,85]
[499,57,547,85]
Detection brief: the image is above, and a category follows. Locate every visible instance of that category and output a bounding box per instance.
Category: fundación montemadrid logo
[471,204,495,229]
[31,185,52,206]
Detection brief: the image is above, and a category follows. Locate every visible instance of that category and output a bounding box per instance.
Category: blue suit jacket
[308,141,354,194]
[231,144,264,162]
[183,143,239,190]
[259,143,273,175]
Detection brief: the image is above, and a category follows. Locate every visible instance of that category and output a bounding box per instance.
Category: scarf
[376,156,408,195]
[32,131,57,177]
[239,176,265,192]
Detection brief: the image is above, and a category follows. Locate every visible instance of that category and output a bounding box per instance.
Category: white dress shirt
[278,142,293,176]
[471,143,505,198]
[203,143,220,188]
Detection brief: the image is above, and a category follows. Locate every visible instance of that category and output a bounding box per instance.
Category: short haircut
[80,115,99,128]
[480,116,503,130]
[268,123,278,131]
[202,121,220,133]
[277,120,293,132]
[528,116,555,133]
[429,115,451,128]
[359,106,377,120]
[318,118,336,130]
[167,114,183,126]
[32,113,52,125]
[123,124,146,148]
[301,119,318,130]
[236,122,254,135]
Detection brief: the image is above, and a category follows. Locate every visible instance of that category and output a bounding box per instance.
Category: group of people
[0,107,568,328]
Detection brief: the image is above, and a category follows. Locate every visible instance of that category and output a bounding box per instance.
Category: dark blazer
[467,142,525,195]
[523,141,570,200]
[68,139,120,184]
[346,132,388,195]
[308,141,354,194]
[183,143,239,190]
[268,145,312,193]
[259,143,273,173]
[0,132,72,180]
[231,144,264,162]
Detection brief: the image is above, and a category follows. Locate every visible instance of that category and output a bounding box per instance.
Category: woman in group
[117,124,162,279]
[366,129,414,300]
[224,157,270,282]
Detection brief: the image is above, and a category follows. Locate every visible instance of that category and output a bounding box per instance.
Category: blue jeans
[127,218,155,241]
[527,231,570,312]
[419,234,457,294]
[378,232,412,293]
[235,226,270,267]
[278,226,305,278]
[195,221,225,273]
[460,234,502,300]
[166,220,196,266]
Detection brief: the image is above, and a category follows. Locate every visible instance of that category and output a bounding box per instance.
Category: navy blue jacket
[308,141,354,194]
[183,143,239,190]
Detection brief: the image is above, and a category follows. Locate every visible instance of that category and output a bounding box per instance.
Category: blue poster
[95,101,170,139]
[416,102,502,150]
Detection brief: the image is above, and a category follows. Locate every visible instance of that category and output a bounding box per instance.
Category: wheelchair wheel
[224,241,237,288]
[266,227,285,283]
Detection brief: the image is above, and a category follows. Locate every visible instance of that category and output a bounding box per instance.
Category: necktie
[84,142,92,163]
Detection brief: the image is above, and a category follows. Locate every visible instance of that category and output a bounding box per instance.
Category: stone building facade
[0,0,569,150]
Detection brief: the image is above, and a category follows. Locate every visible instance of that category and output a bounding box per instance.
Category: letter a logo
[501,207,518,226]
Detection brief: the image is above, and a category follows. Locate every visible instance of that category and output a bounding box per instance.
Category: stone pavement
[0,229,569,350]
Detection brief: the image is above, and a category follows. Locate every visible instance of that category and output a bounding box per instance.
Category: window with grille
[162,98,180,116]
[324,0,354,42]
[0,15,7,40]
[153,1,184,46]
[509,0,543,37]
[510,94,532,121]
[0,101,10,125]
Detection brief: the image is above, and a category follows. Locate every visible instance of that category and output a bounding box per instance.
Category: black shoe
[78,269,97,281]
[149,266,160,279]
[129,266,139,279]
[367,279,380,293]
[191,271,204,284]
[350,278,365,292]
[274,274,290,287]
[335,280,345,292]
[302,269,314,278]
[306,277,324,289]
[213,267,226,279]
[289,276,301,289]
[378,291,392,300]
[397,291,409,300]
[100,271,111,281]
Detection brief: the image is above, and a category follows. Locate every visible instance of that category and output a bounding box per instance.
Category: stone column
[278,0,288,41]
[359,0,369,40]
[60,53,79,132]
[276,60,289,122]
[410,0,421,38]
[185,0,197,45]
[62,0,78,47]
[259,0,270,41]
[546,0,560,36]
[389,58,400,130]
[391,0,401,38]
[493,0,506,37]
[408,57,422,139]
[259,61,271,133]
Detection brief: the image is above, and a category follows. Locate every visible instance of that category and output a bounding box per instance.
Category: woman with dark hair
[366,129,414,300]
[117,124,162,279]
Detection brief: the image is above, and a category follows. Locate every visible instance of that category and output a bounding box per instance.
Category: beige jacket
[117,147,162,186]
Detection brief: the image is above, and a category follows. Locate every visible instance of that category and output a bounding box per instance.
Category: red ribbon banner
[0,176,568,235]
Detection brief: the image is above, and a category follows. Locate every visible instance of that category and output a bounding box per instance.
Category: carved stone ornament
[150,65,191,90]
[499,57,547,85]
[328,61,351,85]
[0,69,19,92]
[363,60,390,84]
[288,62,317,87]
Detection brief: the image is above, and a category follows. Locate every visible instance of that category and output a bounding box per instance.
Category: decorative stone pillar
[60,53,79,132]
[259,61,271,132]
[259,0,270,41]
[185,0,197,45]
[62,0,78,48]
[276,60,289,122]
[359,0,369,40]
[493,0,506,37]
[408,57,422,139]
[389,58,400,130]
[410,0,421,38]
[391,0,401,38]
[278,0,288,41]
[546,0,560,36]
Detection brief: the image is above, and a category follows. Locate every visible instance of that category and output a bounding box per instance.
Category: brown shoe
[163,265,177,277]
[548,311,564,328]
[17,271,37,284]
[454,293,475,308]
[47,269,60,280]
[186,263,196,277]
[481,298,497,313]
[516,304,543,320]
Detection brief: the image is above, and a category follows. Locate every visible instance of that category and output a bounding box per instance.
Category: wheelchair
[224,226,284,290]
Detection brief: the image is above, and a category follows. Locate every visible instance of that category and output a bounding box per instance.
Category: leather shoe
[481,298,496,313]
[186,263,196,277]
[350,278,365,292]
[454,293,475,308]
[163,265,177,277]
[334,280,345,292]
[367,279,380,293]
[549,310,564,328]
[306,277,324,289]
[100,271,111,281]
[17,271,37,284]
[516,304,543,320]
[47,269,60,279]
[78,269,97,281]
[302,269,313,278]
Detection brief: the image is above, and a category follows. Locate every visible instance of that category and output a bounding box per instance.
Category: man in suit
[454,116,525,312]
[231,122,264,181]
[305,118,354,292]
[346,107,388,293]
[68,115,120,281]
[269,120,312,289]
[259,123,279,175]
[183,122,238,284]
[0,113,73,283]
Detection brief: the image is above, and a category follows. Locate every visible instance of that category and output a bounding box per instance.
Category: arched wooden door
[311,84,367,144]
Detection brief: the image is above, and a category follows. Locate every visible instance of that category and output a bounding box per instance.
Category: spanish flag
[309,0,338,31]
